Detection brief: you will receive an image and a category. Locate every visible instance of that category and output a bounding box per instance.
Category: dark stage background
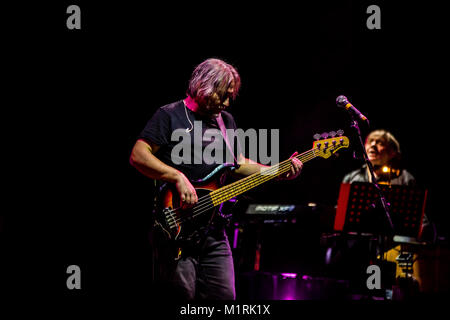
[2,1,449,302]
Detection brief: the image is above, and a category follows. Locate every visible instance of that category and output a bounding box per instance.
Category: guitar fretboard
[209,149,317,207]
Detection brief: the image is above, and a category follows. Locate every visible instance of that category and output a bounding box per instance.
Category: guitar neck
[209,148,318,207]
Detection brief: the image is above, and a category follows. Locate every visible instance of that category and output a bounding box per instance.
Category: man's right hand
[130,140,198,208]
[175,172,198,208]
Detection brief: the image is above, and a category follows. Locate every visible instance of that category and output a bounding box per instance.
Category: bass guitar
[154,131,350,259]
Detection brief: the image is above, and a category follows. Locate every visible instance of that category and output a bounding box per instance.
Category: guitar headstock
[312,130,350,159]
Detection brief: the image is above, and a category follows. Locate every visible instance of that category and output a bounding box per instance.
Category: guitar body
[153,164,234,260]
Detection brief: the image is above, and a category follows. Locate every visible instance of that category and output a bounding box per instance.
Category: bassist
[130,58,302,300]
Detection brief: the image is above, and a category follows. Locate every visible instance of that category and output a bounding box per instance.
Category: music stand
[333,182,428,297]
[335,182,428,239]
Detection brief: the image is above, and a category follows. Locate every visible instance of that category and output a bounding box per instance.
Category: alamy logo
[366,5,381,30]
[66,5,81,30]
[171,121,279,172]
[366,264,381,290]
[66,265,81,290]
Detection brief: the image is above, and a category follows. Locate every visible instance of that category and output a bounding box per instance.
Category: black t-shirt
[138,100,241,181]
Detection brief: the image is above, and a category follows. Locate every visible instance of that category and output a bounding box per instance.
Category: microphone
[336,95,369,123]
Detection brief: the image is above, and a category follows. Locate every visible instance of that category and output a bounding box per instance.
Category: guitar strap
[216,113,240,168]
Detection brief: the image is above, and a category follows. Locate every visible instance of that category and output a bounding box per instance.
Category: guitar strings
[210,150,316,203]
[171,149,317,224]
[169,148,320,226]
[168,137,347,227]
[207,139,346,208]
[173,149,314,216]
[170,152,317,226]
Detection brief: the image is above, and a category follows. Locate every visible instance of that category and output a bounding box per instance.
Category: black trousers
[152,229,235,301]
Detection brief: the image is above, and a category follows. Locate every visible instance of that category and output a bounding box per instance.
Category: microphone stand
[348,113,395,276]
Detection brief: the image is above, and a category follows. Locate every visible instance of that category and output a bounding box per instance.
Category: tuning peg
[313,133,321,141]
[337,129,344,136]
[321,132,329,139]
[329,131,337,138]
